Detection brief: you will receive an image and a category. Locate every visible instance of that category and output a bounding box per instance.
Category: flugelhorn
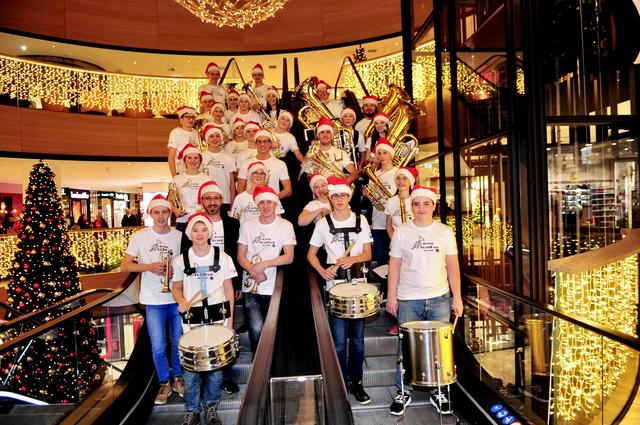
[168,182,185,214]
[361,163,394,211]
[160,250,173,293]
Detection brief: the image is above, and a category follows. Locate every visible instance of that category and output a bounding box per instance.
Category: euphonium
[362,163,393,212]
[168,182,185,214]
[160,250,173,293]
[391,133,420,167]
[194,113,211,151]
[364,84,424,142]
[306,143,347,178]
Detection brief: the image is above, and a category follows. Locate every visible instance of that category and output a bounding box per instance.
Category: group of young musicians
[122,66,462,425]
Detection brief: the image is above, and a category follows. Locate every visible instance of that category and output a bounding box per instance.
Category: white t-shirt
[210,220,225,250]
[168,127,198,175]
[224,140,247,157]
[303,199,331,224]
[225,109,238,122]
[172,173,210,223]
[355,117,371,137]
[371,167,398,229]
[198,83,228,104]
[238,156,289,193]
[384,194,413,229]
[274,132,300,158]
[231,110,263,125]
[389,221,458,300]
[172,246,237,308]
[125,227,182,305]
[325,100,344,118]
[253,83,269,107]
[238,217,297,295]
[201,150,235,204]
[230,191,285,224]
[311,146,354,175]
[235,147,258,169]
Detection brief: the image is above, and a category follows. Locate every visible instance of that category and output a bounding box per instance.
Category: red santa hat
[211,102,226,112]
[252,63,264,74]
[308,173,328,189]
[197,180,222,204]
[204,62,220,74]
[227,88,240,98]
[410,185,438,203]
[253,185,279,204]
[373,111,391,125]
[316,116,334,134]
[146,194,172,213]
[185,212,213,240]
[255,129,272,141]
[327,176,352,196]
[374,137,395,154]
[247,161,267,176]
[396,167,419,186]
[362,95,378,106]
[316,80,330,90]
[202,124,224,141]
[340,107,357,118]
[199,91,214,102]
[278,110,294,127]
[266,86,279,98]
[238,92,251,101]
[231,117,245,130]
[176,105,197,118]
[244,121,261,133]
[178,143,201,160]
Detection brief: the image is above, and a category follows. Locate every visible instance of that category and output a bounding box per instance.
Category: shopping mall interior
[0,1,639,424]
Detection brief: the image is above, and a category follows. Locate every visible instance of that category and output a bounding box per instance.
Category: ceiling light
[20,45,27,51]
[174,0,289,29]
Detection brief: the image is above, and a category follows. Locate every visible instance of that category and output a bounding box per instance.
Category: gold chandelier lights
[174,0,288,29]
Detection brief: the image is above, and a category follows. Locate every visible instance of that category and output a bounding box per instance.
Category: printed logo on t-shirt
[252,232,276,248]
[191,260,218,280]
[182,178,202,190]
[330,233,352,245]
[205,157,225,170]
[150,239,170,254]
[412,236,439,252]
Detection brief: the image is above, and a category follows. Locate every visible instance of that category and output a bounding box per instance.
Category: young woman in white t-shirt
[360,112,390,168]
[230,161,284,223]
[385,167,418,238]
[298,173,331,226]
[273,111,306,164]
[167,106,198,177]
[208,102,231,141]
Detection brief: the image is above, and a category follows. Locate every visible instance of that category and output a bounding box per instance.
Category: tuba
[296,78,357,167]
[362,163,394,211]
[364,84,424,142]
[168,182,185,214]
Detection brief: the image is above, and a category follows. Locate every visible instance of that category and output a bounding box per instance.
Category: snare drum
[178,325,239,372]
[400,321,456,386]
[327,282,382,319]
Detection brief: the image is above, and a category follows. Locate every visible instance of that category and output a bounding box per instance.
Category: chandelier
[174,0,289,29]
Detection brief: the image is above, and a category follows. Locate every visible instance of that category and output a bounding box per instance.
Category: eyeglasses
[330,193,350,199]
[256,139,271,144]
[202,196,222,202]
[251,171,267,176]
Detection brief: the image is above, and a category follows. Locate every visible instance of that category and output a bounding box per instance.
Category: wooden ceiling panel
[321,0,401,45]
[0,0,66,38]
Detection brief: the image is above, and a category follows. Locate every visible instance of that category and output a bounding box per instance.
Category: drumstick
[185,292,202,310]
[186,293,213,311]
[452,315,459,334]
[329,239,358,273]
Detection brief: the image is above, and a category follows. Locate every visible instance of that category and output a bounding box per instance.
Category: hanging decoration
[174,0,289,29]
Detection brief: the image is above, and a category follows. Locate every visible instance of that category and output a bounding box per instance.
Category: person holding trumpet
[385,185,463,416]
[172,212,237,425]
[306,177,373,405]
[121,194,183,405]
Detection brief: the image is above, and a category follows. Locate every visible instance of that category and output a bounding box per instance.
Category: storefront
[96,192,131,228]
[62,188,91,227]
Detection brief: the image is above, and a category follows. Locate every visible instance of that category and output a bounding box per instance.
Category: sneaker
[173,376,185,397]
[430,389,452,414]
[182,411,201,425]
[349,383,371,405]
[387,324,398,336]
[154,381,172,405]
[205,403,222,425]
[389,391,411,416]
[221,378,240,394]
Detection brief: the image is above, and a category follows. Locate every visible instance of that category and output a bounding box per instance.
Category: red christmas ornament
[15,287,22,293]
[33,283,39,289]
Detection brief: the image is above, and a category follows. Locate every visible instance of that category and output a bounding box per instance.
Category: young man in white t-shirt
[121,195,183,405]
[237,185,296,354]
[198,62,227,105]
[200,125,236,215]
[307,177,373,405]
[385,186,463,416]
[309,117,358,183]
[172,212,237,425]
[168,106,198,177]
[237,130,291,198]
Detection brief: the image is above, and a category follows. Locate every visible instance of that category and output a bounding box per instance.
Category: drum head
[329,282,378,297]
[400,320,452,331]
[180,325,234,348]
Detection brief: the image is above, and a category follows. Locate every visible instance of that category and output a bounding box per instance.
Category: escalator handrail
[0,272,139,354]
[308,271,354,425]
[465,273,640,351]
[0,288,115,330]
[236,268,285,424]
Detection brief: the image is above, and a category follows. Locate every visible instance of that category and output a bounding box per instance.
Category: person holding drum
[237,185,296,354]
[121,194,184,406]
[172,212,238,425]
[307,176,373,405]
[386,185,463,416]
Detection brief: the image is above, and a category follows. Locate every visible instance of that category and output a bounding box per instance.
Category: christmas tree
[353,44,367,63]
[0,160,104,403]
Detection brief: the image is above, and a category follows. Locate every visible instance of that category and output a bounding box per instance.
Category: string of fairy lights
[0,227,140,279]
[551,254,639,421]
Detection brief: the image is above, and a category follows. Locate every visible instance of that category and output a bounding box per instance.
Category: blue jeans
[329,315,365,387]
[244,293,271,354]
[146,303,184,383]
[395,293,452,391]
[371,229,389,290]
[183,369,223,413]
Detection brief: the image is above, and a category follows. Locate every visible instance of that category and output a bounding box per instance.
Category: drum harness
[325,214,365,284]
[182,246,231,327]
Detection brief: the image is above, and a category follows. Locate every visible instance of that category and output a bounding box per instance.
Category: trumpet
[168,182,185,214]
[399,196,408,224]
[160,250,173,293]
[362,163,393,211]
[243,253,263,293]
